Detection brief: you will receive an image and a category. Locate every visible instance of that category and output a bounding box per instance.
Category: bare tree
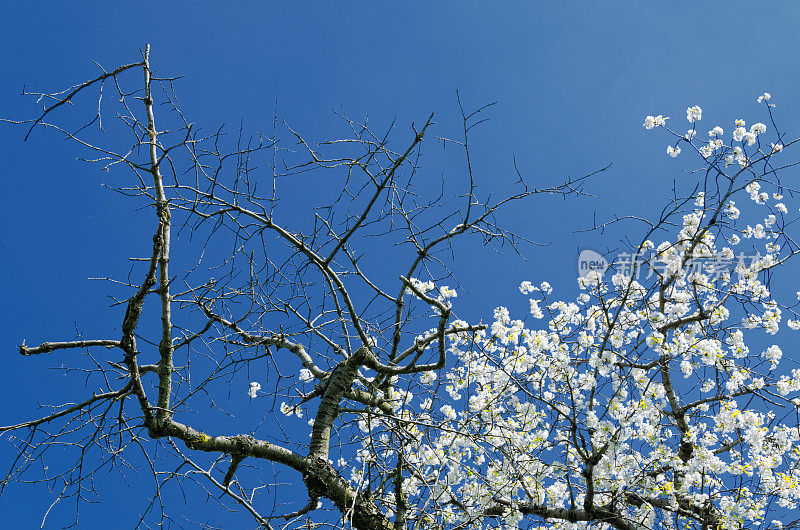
[0,45,591,529]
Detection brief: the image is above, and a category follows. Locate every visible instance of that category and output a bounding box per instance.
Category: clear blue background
[1,2,800,528]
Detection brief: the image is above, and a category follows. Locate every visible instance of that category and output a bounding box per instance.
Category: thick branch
[142,44,174,426]
[19,339,120,356]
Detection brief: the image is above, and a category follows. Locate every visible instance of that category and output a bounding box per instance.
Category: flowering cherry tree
[3,47,800,530]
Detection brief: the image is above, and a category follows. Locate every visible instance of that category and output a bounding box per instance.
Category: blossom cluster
[645,94,784,166]
[346,96,800,529]
[270,95,800,530]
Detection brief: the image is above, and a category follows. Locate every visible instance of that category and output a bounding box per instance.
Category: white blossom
[686,105,702,122]
[440,404,457,421]
[643,114,668,129]
[439,285,457,299]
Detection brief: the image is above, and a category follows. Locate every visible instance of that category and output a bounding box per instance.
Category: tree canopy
[3,46,800,530]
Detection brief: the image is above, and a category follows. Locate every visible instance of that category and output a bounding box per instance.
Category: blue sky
[2,2,800,528]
